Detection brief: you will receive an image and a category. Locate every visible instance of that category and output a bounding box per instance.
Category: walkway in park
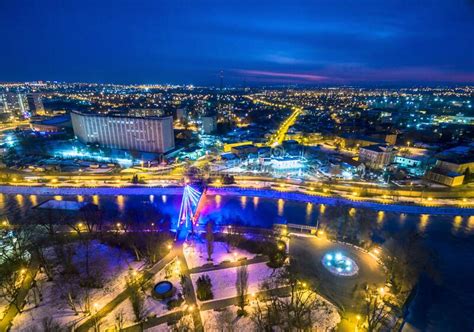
[189,255,268,274]
[0,253,40,331]
[75,246,181,332]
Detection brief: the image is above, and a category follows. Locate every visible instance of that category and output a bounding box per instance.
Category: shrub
[196,274,213,301]
[167,296,184,310]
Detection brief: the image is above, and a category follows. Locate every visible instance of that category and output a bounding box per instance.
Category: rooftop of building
[71,110,172,121]
[428,167,463,178]
[339,133,385,144]
[437,154,474,165]
[231,144,256,151]
[359,144,392,153]
[31,114,71,126]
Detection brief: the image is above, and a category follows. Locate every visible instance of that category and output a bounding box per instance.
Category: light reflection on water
[468,216,474,232]
[319,204,326,215]
[253,196,259,210]
[29,195,37,206]
[277,198,284,216]
[92,194,99,206]
[349,207,356,217]
[215,194,221,209]
[15,194,24,208]
[452,215,463,234]
[117,195,125,213]
[399,213,406,225]
[418,214,430,232]
[377,211,385,225]
[305,202,313,223]
[240,196,247,209]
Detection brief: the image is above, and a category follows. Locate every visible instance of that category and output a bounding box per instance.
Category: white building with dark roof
[71,111,175,153]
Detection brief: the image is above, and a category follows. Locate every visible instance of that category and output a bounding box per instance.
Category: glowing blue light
[337,268,342,272]
[325,254,333,260]
[335,253,342,261]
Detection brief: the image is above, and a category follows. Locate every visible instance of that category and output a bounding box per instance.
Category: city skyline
[1,0,474,85]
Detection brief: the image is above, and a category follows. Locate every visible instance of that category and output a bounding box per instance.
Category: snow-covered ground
[184,241,256,270]
[201,296,341,331]
[190,262,278,302]
[10,241,144,331]
[99,258,185,330]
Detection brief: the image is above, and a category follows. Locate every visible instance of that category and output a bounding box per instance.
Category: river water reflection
[1,192,473,330]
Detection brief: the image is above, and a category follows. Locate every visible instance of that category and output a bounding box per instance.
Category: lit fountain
[322,252,359,276]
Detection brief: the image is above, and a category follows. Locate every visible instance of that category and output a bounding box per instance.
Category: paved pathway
[0,253,40,331]
[122,310,184,332]
[199,285,290,311]
[177,251,204,332]
[189,255,268,274]
[76,247,180,332]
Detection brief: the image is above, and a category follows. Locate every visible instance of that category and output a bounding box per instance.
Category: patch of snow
[184,241,255,270]
[202,295,340,331]
[190,262,277,302]
[10,241,144,331]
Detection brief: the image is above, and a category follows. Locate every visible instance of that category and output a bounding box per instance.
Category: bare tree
[251,267,323,330]
[114,309,125,331]
[363,285,393,332]
[236,263,249,316]
[0,266,23,313]
[39,317,64,331]
[206,220,214,261]
[383,230,437,301]
[171,313,194,332]
[126,271,148,323]
[217,308,236,331]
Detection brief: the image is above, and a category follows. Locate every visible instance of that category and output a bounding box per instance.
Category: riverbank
[0,185,472,216]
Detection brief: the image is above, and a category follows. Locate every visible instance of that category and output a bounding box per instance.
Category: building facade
[27,93,45,116]
[425,168,464,187]
[71,111,175,153]
[1,93,29,118]
[201,115,217,134]
[358,144,394,169]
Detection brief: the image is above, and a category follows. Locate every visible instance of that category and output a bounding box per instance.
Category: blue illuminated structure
[176,185,203,240]
[322,252,359,276]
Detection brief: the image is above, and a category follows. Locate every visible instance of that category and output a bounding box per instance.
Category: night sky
[1,0,473,85]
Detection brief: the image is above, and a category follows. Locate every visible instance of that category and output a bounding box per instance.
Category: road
[247,95,303,147]
[269,106,303,146]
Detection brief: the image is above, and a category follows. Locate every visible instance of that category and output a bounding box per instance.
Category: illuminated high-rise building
[71,111,175,153]
[0,93,29,118]
[27,93,45,116]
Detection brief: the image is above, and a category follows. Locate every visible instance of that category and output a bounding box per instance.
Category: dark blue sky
[1,0,473,85]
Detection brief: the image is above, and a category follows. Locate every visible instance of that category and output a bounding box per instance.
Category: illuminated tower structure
[176,185,204,240]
